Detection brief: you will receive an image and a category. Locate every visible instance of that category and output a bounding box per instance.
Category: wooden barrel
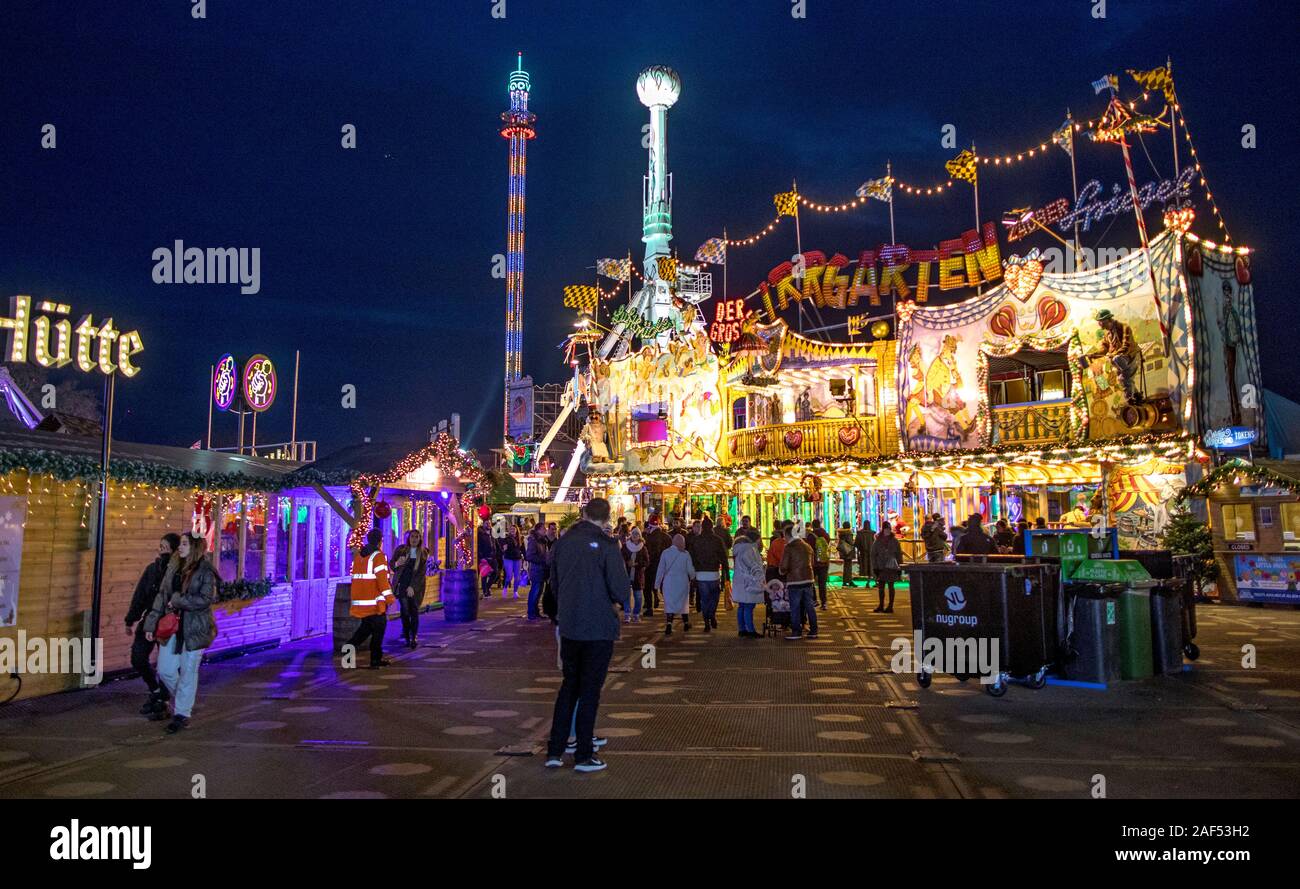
[332,582,360,653]
[441,569,479,623]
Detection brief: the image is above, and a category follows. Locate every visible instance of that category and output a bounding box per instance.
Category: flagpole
[722,227,728,300]
[1168,57,1179,178]
[792,178,804,334]
[1067,108,1082,269]
[627,250,633,305]
[971,142,982,296]
[886,160,896,244]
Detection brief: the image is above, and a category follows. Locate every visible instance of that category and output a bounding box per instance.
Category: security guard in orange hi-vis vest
[344,528,395,668]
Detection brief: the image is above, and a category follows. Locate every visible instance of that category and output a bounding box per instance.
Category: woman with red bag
[143,532,219,734]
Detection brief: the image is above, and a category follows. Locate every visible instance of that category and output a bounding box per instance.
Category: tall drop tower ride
[500,52,535,441]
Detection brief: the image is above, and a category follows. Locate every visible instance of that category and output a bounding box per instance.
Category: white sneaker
[544,757,564,768]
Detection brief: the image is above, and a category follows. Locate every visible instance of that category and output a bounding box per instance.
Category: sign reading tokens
[1204,426,1257,449]
[213,354,237,411]
[242,354,276,411]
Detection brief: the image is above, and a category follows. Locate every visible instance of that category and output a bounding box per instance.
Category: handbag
[155,610,180,642]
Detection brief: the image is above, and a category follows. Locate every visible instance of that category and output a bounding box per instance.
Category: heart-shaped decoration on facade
[1036,295,1068,331]
[783,429,803,451]
[1002,253,1043,301]
[989,304,1017,338]
[753,433,768,453]
[837,425,861,447]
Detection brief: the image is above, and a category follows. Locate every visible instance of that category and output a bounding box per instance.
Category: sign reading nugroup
[0,295,143,377]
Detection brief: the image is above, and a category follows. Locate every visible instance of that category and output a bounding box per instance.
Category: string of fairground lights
[1168,94,1232,244]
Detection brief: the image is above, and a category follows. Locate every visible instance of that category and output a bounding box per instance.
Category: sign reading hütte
[0,295,143,377]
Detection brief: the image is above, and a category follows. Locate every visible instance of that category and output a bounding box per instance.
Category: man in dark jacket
[642,518,672,617]
[686,517,730,631]
[854,521,874,586]
[545,498,630,773]
[125,533,180,715]
[956,515,995,558]
[524,524,551,621]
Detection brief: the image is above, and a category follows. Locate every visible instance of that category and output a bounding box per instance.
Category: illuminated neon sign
[0,295,143,377]
[242,354,276,412]
[708,298,748,345]
[213,354,237,411]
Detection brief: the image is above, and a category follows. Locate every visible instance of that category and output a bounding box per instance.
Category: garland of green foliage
[0,448,287,493]
[216,576,275,602]
[1178,458,1300,501]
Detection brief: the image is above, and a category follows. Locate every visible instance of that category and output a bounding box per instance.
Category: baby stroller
[762,579,791,638]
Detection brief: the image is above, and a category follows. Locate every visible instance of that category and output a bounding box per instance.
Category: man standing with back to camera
[544,497,630,773]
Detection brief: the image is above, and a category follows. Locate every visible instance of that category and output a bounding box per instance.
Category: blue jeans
[787,582,818,636]
[526,564,546,618]
[156,637,205,718]
[736,603,756,633]
[697,580,721,620]
[628,586,643,616]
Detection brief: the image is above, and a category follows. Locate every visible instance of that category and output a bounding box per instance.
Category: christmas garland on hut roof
[0,447,289,493]
[1178,458,1300,501]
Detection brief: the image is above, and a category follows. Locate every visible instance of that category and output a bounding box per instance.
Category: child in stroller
[763,578,791,637]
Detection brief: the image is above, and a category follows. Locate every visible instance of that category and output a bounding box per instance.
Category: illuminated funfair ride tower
[601,65,703,358]
[500,52,536,441]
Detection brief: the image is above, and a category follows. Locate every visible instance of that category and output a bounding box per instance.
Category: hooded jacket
[730,537,766,604]
[548,520,630,641]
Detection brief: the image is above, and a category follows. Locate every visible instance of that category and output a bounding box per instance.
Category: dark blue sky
[1,0,1293,454]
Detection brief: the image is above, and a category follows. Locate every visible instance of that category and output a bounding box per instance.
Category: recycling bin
[1149,584,1185,674]
[905,562,1058,696]
[1061,583,1123,684]
[1065,558,1157,680]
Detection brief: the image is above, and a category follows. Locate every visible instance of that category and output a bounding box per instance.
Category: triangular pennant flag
[1051,119,1073,157]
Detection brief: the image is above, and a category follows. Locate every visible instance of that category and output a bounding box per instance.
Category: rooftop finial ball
[636,65,681,108]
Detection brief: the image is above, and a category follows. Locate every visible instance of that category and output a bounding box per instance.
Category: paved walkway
[2,584,1300,798]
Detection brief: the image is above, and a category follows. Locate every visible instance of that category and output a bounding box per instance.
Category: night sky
[1,1,1294,456]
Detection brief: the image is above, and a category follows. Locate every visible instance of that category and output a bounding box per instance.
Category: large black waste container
[906,562,1058,695]
[1062,583,1122,684]
[1150,584,1184,674]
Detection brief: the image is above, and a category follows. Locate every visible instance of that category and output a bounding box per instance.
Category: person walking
[765,523,787,582]
[810,519,831,609]
[731,529,765,638]
[716,513,735,611]
[392,529,428,649]
[344,528,396,669]
[855,520,874,586]
[126,532,180,717]
[144,532,218,734]
[837,522,857,587]
[654,533,696,634]
[642,517,671,617]
[687,516,729,632]
[525,523,551,621]
[923,513,948,563]
[779,524,818,639]
[871,523,903,613]
[500,524,525,599]
[622,527,648,623]
[544,497,630,773]
[477,522,497,598]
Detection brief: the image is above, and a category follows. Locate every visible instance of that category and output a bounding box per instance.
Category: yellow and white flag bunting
[655,256,679,283]
[1127,64,1175,103]
[945,149,977,184]
[562,285,599,313]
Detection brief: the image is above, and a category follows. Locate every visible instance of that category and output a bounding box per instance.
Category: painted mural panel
[898,231,1188,450]
[592,331,723,472]
[1186,245,1263,444]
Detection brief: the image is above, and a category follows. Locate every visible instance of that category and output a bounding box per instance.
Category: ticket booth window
[1221,503,1256,540]
[1281,503,1300,548]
